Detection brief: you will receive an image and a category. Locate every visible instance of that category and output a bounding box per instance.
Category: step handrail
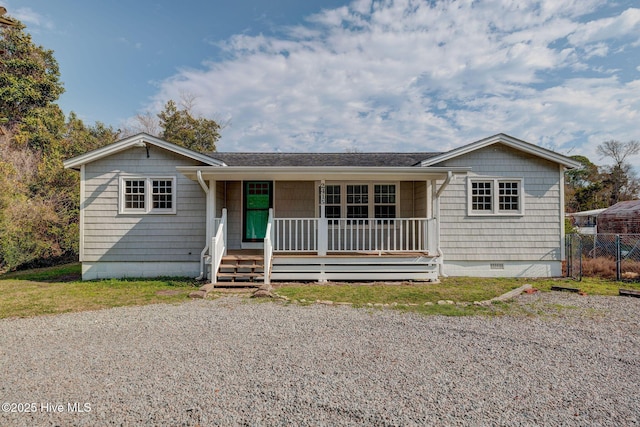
[263,208,274,285]
[211,208,227,284]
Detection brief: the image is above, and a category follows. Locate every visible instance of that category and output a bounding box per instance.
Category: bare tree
[596,140,640,169]
[177,91,231,131]
[596,140,640,204]
[178,91,198,114]
[133,112,161,136]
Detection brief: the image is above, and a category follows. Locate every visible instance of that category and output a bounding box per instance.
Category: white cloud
[11,6,54,30]
[146,0,640,156]
[568,8,640,46]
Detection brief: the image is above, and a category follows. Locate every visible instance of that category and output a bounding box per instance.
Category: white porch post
[196,171,214,281]
[208,180,217,280]
[208,180,216,246]
[434,172,453,277]
[433,179,444,275]
[425,179,433,251]
[318,180,328,256]
[212,179,218,251]
[426,180,434,219]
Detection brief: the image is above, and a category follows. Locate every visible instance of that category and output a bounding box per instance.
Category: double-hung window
[319,183,398,222]
[323,185,341,224]
[498,181,519,211]
[468,177,523,216]
[124,179,146,211]
[374,184,396,219]
[120,176,176,214]
[346,184,369,222]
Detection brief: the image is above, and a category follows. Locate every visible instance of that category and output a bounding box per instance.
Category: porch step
[216,255,265,285]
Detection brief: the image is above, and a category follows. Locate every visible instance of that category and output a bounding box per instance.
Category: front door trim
[242,181,273,242]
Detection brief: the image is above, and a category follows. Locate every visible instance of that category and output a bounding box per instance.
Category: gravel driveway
[1,292,639,426]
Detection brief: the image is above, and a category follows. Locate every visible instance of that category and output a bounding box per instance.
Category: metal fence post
[615,234,621,281]
[566,235,572,278]
[578,235,582,281]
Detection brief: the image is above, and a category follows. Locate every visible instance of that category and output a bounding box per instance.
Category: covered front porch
[176,164,469,283]
[226,210,440,282]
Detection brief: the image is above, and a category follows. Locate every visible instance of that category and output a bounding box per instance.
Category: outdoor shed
[597,200,640,234]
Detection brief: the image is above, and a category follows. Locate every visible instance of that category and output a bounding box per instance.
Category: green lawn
[1,263,638,319]
[274,277,523,304]
[273,276,640,316]
[0,263,198,319]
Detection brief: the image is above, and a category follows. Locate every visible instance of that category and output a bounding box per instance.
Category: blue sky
[4,0,640,162]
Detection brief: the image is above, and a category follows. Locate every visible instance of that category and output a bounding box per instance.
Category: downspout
[196,170,210,280]
[434,171,454,277]
[435,171,453,199]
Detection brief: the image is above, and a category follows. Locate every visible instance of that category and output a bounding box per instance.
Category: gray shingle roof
[208,152,442,167]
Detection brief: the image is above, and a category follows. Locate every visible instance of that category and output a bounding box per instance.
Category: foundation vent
[490,263,505,270]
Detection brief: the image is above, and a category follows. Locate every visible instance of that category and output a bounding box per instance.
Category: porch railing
[274,218,319,252]
[273,217,435,253]
[210,208,227,284]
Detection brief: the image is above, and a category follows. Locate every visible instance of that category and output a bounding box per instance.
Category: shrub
[0,196,77,271]
[580,256,640,279]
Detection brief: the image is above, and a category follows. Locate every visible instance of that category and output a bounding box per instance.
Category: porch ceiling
[176,166,471,182]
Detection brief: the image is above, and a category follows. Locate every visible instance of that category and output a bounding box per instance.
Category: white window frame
[467,177,524,216]
[119,176,177,215]
[322,184,342,223]
[346,184,370,221]
[317,182,400,221]
[373,183,397,219]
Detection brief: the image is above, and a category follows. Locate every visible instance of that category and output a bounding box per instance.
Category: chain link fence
[566,233,640,281]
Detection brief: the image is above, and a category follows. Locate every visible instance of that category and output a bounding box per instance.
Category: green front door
[243,181,273,241]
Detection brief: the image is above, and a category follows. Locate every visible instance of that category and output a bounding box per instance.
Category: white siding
[82,146,207,264]
[436,143,562,265]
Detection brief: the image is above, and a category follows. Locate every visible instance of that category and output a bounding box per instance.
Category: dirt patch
[46,273,82,282]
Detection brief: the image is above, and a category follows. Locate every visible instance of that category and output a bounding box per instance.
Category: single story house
[64,133,581,282]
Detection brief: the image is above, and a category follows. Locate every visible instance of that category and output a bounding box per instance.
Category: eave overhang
[176,165,471,182]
